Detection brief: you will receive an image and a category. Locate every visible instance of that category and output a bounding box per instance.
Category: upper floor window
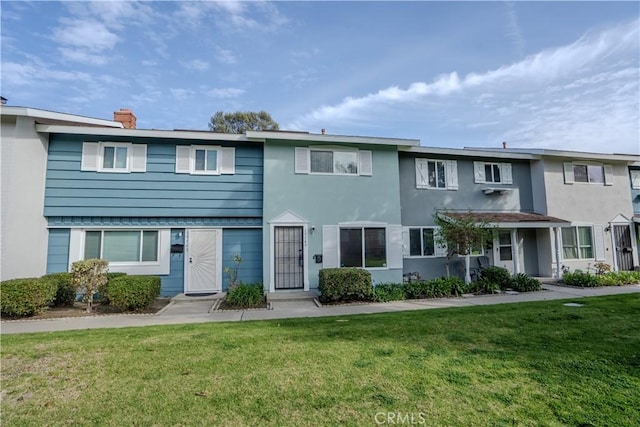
[175,145,235,175]
[563,162,613,186]
[473,161,512,184]
[629,169,640,189]
[295,147,372,176]
[81,142,147,173]
[415,159,458,190]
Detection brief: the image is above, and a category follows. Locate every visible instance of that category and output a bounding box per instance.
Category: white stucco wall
[0,115,49,280]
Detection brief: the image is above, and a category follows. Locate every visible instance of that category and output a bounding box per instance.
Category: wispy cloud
[504,2,525,58]
[215,46,237,65]
[174,1,288,32]
[182,59,210,71]
[287,19,639,153]
[206,88,246,99]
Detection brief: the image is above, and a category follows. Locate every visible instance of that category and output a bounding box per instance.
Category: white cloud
[206,88,246,99]
[215,46,237,65]
[182,59,210,71]
[504,2,525,58]
[170,88,194,100]
[53,19,118,51]
[287,19,639,153]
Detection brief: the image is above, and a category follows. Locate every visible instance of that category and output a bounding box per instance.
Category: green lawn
[2,294,639,426]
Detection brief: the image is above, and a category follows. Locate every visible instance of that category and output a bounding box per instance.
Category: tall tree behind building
[209,111,280,133]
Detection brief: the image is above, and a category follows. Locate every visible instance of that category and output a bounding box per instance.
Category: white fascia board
[246,131,420,147]
[401,145,539,160]
[468,147,640,163]
[2,106,123,128]
[36,125,251,142]
[490,221,572,229]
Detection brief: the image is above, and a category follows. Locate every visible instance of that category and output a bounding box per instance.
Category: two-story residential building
[398,146,570,281]
[251,131,419,292]
[37,123,264,296]
[630,162,640,258]
[1,106,123,281]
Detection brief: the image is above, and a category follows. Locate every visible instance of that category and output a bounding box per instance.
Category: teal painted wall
[262,141,403,289]
[46,228,70,273]
[44,134,263,218]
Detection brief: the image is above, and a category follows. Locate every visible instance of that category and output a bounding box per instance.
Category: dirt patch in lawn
[1,298,171,321]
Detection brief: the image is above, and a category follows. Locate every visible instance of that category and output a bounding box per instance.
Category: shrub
[403,277,467,299]
[373,283,405,302]
[468,278,500,294]
[318,268,372,303]
[511,273,541,292]
[40,272,76,306]
[71,259,109,312]
[562,271,599,288]
[597,271,640,286]
[0,278,57,317]
[97,272,128,304]
[403,280,427,299]
[480,266,513,290]
[435,276,468,296]
[108,275,161,312]
[594,262,611,275]
[225,282,264,308]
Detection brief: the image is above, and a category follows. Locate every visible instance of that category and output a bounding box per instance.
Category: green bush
[468,278,500,294]
[318,268,372,303]
[597,271,640,286]
[108,275,161,312]
[373,283,405,302]
[403,277,467,299]
[562,271,599,288]
[435,276,468,296]
[225,282,264,308]
[71,259,108,312]
[511,273,541,292]
[0,278,57,317]
[40,272,76,306]
[97,272,128,304]
[480,266,513,290]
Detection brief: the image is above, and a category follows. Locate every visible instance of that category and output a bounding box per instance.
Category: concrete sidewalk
[1,283,638,334]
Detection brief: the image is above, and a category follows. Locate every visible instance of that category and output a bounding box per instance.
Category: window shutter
[593,225,605,261]
[359,150,373,176]
[501,163,513,184]
[322,225,339,268]
[129,144,147,173]
[415,159,428,188]
[175,146,191,174]
[295,147,309,174]
[401,227,410,257]
[434,227,448,257]
[631,170,640,189]
[81,142,100,171]
[473,161,485,183]
[445,160,458,190]
[563,162,574,184]
[220,147,235,174]
[603,165,614,186]
[387,225,403,269]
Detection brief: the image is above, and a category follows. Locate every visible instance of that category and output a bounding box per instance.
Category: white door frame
[184,228,223,293]
[269,211,309,292]
[493,228,520,274]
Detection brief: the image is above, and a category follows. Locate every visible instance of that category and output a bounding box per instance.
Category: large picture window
[84,230,159,263]
[311,150,358,175]
[340,227,386,268]
[562,226,594,259]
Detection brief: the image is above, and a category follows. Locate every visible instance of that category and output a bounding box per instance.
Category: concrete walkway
[1,284,638,335]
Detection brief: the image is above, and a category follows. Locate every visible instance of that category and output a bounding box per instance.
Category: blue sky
[2,1,638,153]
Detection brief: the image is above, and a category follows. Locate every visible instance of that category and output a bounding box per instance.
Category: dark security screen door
[614,225,634,271]
[274,226,304,289]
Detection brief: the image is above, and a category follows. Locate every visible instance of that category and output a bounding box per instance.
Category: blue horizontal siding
[46,229,70,273]
[47,217,262,227]
[222,229,263,290]
[161,229,185,296]
[45,134,263,218]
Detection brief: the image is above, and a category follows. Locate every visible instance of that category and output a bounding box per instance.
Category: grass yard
[2,294,639,426]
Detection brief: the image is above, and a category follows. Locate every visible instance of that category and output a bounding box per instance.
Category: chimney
[321,128,326,135]
[0,96,7,106]
[502,141,507,149]
[113,108,136,129]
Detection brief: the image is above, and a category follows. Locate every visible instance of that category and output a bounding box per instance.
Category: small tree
[224,254,243,288]
[209,111,279,134]
[434,212,495,283]
[71,259,108,313]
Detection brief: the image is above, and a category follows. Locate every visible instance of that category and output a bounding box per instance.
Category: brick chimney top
[114,108,136,129]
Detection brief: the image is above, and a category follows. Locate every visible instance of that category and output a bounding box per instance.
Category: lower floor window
[84,230,159,262]
[562,226,593,259]
[409,227,436,257]
[340,227,386,268]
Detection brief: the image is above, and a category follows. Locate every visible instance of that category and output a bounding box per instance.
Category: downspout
[553,227,561,279]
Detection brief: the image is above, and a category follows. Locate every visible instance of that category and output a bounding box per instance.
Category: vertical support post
[464,253,471,284]
[553,227,561,279]
[610,224,619,272]
[511,229,520,275]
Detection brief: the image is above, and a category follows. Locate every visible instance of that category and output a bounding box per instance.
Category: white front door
[494,229,516,274]
[185,229,222,294]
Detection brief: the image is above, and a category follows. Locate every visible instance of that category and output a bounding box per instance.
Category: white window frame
[561,226,595,260]
[415,158,458,190]
[190,145,221,175]
[81,142,147,173]
[295,146,372,176]
[68,228,170,275]
[403,226,448,258]
[483,163,502,183]
[564,162,613,186]
[631,170,640,189]
[339,226,388,269]
[473,161,513,184]
[175,145,235,175]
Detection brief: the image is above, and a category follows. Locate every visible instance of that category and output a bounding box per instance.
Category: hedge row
[562,270,640,288]
[1,272,161,318]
